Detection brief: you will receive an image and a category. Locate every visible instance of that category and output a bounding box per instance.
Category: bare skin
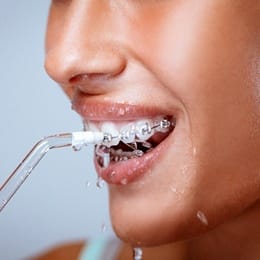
[43,0,260,259]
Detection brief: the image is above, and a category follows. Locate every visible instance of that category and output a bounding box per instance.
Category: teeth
[135,119,154,141]
[120,123,136,143]
[93,116,174,168]
[110,148,144,161]
[84,116,172,146]
[96,146,146,167]
[157,119,173,133]
[101,122,120,147]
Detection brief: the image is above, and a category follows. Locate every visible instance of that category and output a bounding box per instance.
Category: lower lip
[94,130,174,185]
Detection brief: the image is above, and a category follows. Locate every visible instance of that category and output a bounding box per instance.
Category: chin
[108,182,211,247]
[109,203,187,246]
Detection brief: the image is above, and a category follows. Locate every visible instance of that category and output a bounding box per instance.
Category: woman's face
[45,0,260,246]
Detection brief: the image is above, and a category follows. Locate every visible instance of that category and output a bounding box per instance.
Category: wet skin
[45,0,260,258]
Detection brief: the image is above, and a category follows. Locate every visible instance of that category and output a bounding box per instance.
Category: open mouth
[84,116,176,168]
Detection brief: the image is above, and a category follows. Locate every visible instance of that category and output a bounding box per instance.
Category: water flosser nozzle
[0,131,105,213]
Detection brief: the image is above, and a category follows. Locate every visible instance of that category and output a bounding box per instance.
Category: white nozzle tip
[72,131,104,147]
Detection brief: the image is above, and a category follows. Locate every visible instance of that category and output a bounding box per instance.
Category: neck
[188,200,260,260]
[119,200,260,260]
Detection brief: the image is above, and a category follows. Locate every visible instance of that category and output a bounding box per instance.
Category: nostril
[69,73,114,84]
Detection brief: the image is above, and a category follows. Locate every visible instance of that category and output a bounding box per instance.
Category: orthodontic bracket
[100,118,173,146]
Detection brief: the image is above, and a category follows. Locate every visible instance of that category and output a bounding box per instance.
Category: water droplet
[118,107,125,116]
[85,181,91,189]
[197,210,208,226]
[102,153,110,168]
[95,145,110,168]
[83,121,89,131]
[133,247,143,260]
[101,223,107,233]
[109,171,117,180]
[170,186,177,193]
[96,176,105,189]
[120,178,128,185]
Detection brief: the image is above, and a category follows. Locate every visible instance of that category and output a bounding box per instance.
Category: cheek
[115,0,260,243]
[135,0,260,178]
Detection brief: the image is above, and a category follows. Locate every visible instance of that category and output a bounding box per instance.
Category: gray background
[0,1,113,259]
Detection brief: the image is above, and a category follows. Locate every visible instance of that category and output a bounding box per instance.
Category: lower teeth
[110,149,144,161]
[95,144,146,167]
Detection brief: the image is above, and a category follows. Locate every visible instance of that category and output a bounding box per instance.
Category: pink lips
[71,92,176,120]
[72,95,175,185]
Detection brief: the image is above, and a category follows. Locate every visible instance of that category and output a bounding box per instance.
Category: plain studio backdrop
[0,1,113,259]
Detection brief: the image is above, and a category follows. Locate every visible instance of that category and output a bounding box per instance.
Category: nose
[45,1,126,89]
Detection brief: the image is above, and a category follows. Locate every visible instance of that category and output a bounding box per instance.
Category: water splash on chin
[133,247,143,260]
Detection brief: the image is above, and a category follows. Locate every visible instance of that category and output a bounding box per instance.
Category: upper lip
[71,91,177,121]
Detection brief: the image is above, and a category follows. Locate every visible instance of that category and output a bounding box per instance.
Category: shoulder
[31,240,85,260]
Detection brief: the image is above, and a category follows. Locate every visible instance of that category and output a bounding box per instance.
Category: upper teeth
[101,122,120,147]
[84,116,173,147]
